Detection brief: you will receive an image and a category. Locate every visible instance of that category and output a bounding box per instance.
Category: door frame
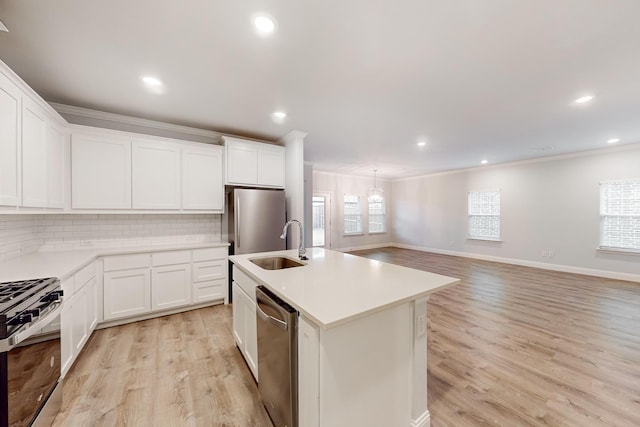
[312,191,332,248]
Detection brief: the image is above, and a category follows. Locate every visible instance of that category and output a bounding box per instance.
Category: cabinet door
[257,145,285,188]
[226,139,257,185]
[132,139,181,209]
[21,97,48,207]
[232,282,245,348]
[182,145,223,210]
[245,296,259,380]
[71,134,132,209]
[103,268,151,320]
[86,277,98,331]
[0,72,21,206]
[47,125,66,208]
[72,286,88,353]
[151,264,192,311]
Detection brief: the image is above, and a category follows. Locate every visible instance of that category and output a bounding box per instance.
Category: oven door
[2,304,62,427]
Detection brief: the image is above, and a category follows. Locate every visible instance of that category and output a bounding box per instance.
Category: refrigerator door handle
[236,196,240,248]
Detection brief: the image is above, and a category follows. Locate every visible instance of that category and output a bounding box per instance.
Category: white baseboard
[391,243,640,283]
[334,242,393,253]
[411,411,430,427]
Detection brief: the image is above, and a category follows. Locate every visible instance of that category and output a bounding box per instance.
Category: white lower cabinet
[244,296,258,378]
[232,283,245,348]
[102,247,228,322]
[232,278,258,381]
[61,263,97,377]
[151,263,191,311]
[103,268,151,321]
[86,276,98,331]
[232,266,259,382]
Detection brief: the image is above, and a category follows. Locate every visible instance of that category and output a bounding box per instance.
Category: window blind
[468,190,501,240]
[344,195,363,234]
[368,198,385,233]
[600,179,640,250]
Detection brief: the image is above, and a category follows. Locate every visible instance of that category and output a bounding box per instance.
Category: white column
[281,130,307,250]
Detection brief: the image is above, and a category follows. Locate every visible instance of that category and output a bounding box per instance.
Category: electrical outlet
[541,250,547,257]
[416,314,427,337]
[548,250,554,258]
[79,240,93,247]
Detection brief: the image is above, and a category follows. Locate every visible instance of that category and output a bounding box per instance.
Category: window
[368,197,386,233]
[468,190,501,240]
[343,194,363,234]
[600,179,640,251]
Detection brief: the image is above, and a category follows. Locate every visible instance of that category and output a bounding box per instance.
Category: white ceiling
[1,0,640,178]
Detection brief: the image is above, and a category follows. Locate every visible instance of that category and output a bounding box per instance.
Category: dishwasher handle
[256,302,288,330]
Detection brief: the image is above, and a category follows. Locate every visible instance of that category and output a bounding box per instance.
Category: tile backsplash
[0,215,43,262]
[0,214,222,262]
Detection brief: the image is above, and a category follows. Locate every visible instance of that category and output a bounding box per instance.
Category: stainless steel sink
[250,256,305,270]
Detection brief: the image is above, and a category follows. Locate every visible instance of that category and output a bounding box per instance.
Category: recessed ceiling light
[481,159,488,165]
[271,111,287,123]
[574,95,594,104]
[141,76,162,87]
[253,15,276,34]
[607,138,620,144]
[416,141,427,147]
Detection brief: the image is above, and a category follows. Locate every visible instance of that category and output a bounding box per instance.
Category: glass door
[312,192,331,248]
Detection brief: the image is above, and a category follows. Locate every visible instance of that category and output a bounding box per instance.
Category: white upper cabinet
[224,137,285,188]
[225,137,258,185]
[71,133,132,209]
[46,125,67,209]
[258,144,286,187]
[132,139,181,209]
[0,72,21,206]
[21,97,48,208]
[182,144,223,211]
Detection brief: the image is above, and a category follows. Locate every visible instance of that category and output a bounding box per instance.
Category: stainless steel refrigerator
[227,188,287,298]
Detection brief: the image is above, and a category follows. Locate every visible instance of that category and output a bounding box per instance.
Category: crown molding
[50,103,223,140]
[392,141,640,182]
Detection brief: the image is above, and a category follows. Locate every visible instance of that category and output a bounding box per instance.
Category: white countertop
[0,242,229,283]
[229,248,460,328]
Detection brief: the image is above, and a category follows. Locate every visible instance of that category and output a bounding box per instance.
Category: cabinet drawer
[192,260,226,283]
[233,266,258,301]
[74,263,95,292]
[152,250,191,266]
[192,247,227,262]
[193,278,225,303]
[103,253,151,271]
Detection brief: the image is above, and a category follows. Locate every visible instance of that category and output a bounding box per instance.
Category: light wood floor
[52,304,272,426]
[351,247,640,427]
[53,247,640,426]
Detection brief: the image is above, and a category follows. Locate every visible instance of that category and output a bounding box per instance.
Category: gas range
[0,277,63,427]
[0,278,63,342]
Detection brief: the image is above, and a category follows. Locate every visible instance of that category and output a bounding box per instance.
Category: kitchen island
[229,247,460,427]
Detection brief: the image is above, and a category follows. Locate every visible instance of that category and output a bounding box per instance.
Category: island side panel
[299,315,320,427]
[412,297,430,427]
[317,302,414,427]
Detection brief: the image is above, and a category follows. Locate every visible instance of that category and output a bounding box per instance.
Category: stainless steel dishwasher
[256,285,298,427]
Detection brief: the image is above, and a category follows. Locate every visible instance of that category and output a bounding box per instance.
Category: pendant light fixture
[367,169,384,203]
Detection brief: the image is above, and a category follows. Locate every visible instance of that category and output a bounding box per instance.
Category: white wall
[313,172,393,251]
[391,145,640,279]
[0,214,222,262]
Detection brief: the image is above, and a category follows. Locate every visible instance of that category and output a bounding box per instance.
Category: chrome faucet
[280,220,308,260]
